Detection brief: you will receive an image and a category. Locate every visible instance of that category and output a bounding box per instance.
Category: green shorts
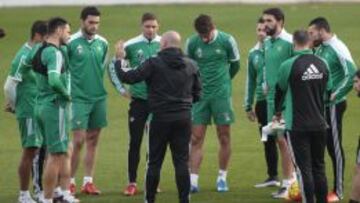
[192,97,234,125]
[35,102,69,154]
[71,99,107,130]
[17,117,43,148]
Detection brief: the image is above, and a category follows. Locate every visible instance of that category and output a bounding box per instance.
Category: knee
[191,134,204,147]
[86,133,100,147]
[147,164,161,176]
[174,163,189,176]
[73,136,84,149]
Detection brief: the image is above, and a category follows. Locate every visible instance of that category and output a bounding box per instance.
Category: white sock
[44,199,53,203]
[19,190,30,197]
[53,187,62,198]
[83,176,93,186]
[70,177,76,185]
[218,170,227,181]
[292,171,297,180]
[62,190,71,197]
[282,178,293,188]
[190,173,199,187]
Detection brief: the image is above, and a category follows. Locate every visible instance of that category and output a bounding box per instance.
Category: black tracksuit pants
[128,98,150,183]
[145,118,191,203]
[326,101,346,198]
[255,100,278,178]
[287,131,328,203]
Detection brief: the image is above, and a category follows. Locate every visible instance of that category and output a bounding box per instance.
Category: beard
[83,27,96,36]
[312,39,322,48]
[265,26,276,36]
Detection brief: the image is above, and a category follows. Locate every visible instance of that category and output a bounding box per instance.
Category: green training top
[68,31,108,102]
[315,34,357,104]
[124,34,161,100]
[244,42,266,112]
[263,29,293,96]
[8,43,36,118]
[185,30,240,99]
[33,44,70,104]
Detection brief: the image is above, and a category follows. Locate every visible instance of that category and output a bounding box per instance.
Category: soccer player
[68,6,108,195]
[244,17,280,188]
[31,17,74,203]
[349,70,360,203]
[186,14,240,193]
[3,20,47,203]
[275,30,331,203]
[262,7,296,198]
[308,17,357,201]
[115,30,201,203]
[108,12,161,196]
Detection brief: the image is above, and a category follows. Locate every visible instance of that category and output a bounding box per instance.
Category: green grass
[0,3,360,203]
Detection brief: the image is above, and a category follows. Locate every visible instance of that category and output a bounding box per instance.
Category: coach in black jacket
[115,31,202,203]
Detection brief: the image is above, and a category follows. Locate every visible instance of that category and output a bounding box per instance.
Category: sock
[282,178,293,188]
[70,177,76,185]
[292,171,297,180]
[83,176,93,186]
[62,190,71,198]
[190,173,199,187]
[44,199,53,203]
[19,190,30,197]
[53,187,62,198]
[218,170,227,181]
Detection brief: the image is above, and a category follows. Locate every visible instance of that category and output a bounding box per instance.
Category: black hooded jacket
[115,47,202,121]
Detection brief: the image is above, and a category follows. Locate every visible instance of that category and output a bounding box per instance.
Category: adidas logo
[302,64,323,81]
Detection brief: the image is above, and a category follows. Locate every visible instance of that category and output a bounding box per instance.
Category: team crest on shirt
[137,49,145,63]
[215,48,221,54]
[196,48,202,58]
[277,45,282,52]
[76,45,83,55]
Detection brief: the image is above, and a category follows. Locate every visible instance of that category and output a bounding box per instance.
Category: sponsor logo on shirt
[302,64,323,81]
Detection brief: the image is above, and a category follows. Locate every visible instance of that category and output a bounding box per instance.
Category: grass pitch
[0,3,359,203]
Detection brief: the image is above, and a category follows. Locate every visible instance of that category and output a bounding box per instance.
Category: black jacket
[115,47,202,121]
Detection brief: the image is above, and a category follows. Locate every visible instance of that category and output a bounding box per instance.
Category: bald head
[160,31,181,50]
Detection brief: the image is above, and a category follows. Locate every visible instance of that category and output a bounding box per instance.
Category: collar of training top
[323,34,337,46]
[200,29,219,44]
[293,49,313,56]
[140,34,161,43]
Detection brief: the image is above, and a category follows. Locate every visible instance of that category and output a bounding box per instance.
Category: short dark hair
[257,17,264,24]
[309,17,331,32]
[356,69,360,79]
[194,14,215,35]
[31,20,47,39]
[48,17,68,34]
[263,8,285,23]
[141,12,157,23]
[293,29,310,46]
[80,6,101,21]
